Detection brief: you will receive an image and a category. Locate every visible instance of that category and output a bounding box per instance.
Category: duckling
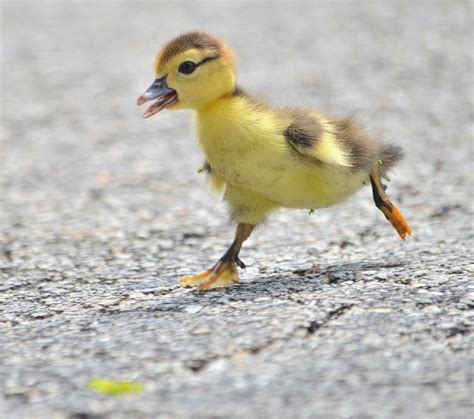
[137,32,412,290]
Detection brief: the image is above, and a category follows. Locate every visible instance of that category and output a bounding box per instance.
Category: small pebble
[185,305,203,314]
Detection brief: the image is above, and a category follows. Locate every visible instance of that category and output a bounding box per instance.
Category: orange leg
[179,223,253,290]
[369,167,412,240]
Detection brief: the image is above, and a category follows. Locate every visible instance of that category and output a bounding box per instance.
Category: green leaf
[88,378,143,396]
[377,159,383,166]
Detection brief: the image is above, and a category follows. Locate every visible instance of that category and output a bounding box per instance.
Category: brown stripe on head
[156,32,235,69]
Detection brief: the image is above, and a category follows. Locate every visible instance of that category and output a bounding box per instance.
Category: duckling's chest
[194,106,287,189]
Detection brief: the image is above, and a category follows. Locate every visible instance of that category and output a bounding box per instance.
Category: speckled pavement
[1,1,473,418]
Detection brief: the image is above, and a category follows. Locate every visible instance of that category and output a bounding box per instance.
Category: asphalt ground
[1,1,473,418]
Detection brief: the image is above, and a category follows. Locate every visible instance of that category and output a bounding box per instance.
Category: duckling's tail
[378,143,404,177]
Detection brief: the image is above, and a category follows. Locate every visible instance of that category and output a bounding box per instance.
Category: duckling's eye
[178,61,197,74]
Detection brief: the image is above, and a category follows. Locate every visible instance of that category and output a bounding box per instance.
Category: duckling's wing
[283,110,379,171]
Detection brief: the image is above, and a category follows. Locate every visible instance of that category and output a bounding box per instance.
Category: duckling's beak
[137,75,178,118]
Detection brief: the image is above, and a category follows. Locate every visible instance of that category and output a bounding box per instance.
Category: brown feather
[157,32,230,68]
[231,85,266,109]
[332,116,379,171]
[283,108,322,150]
[378,143,404,174]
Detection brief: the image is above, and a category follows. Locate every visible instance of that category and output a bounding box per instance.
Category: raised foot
[380,204,413,240]
[179,261,240,290]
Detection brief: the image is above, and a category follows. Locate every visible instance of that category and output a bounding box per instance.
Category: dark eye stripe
[196,55,219,66]
[178,55,220,75]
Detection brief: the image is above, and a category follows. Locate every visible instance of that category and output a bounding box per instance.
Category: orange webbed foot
[380,204,413,240]
[179,261,240,290]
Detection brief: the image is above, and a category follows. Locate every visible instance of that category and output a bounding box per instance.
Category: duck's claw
[179,261,240,290]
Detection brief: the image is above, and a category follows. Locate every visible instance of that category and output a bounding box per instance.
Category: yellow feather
[207,171,226,194]
[312,116,352,167]
[195,96,367,224]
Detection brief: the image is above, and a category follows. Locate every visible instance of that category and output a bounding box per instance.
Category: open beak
[136,75,178,118]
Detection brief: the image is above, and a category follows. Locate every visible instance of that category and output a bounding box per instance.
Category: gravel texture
[1,1,473,418]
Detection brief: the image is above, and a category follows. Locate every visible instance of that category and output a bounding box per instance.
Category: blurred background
[1,1,473,418]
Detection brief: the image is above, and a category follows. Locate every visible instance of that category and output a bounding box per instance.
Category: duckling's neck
[196,85,268,118]
[194,86,279,158]
[195,86,260,132]
[194,90,245,148]
[194,85,243,113]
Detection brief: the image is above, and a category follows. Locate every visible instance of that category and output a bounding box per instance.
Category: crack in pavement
[184,303,355,373]
[305,304,354,335]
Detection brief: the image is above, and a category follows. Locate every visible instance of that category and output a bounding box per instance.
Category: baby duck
[137,32,412,290]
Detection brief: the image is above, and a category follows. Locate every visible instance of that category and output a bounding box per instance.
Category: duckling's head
[137,32,237,118]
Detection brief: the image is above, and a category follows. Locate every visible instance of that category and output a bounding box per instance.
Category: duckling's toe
[380,205,413,240]
[179,261,240,290]
[179,269,214,287]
